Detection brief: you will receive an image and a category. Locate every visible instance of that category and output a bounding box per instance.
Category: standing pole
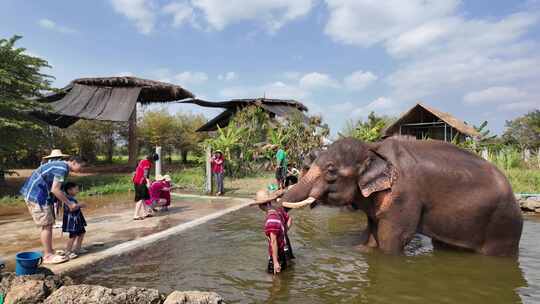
[155,146,162,177]
[205,145,212,194]
[127,106,138,167]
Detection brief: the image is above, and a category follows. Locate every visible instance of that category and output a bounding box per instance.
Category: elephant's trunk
[280,165,321,208]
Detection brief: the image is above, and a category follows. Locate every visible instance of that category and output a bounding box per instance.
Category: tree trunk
[128,107,138,167]
[182,150,188,164]
[106,135,114,163]
[0,169,5,186]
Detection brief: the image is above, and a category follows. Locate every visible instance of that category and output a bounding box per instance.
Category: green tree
[277,113,329,167]
[503,110,540,150]
[173,112,208,163]
[0,35,53,182]
[138,110,176,161]
[343,112,394,142]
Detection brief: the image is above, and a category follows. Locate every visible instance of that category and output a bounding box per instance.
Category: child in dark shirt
[61,182,87,259]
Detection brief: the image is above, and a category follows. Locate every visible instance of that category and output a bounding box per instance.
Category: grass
[2,164,538,207]
[504,169,540,194]
[0,166,273,207]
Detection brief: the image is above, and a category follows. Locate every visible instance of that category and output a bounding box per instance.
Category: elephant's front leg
[355,217,378,253]
[376,213,420,254]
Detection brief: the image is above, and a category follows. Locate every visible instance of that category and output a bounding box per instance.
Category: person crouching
[146,175,171,212]
[253,190,287,275]
[159,175,172,211]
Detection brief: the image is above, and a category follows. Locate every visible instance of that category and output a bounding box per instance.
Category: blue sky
[2,0,540,136]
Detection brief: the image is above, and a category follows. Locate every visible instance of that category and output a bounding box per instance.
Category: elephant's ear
[357,150,397,198]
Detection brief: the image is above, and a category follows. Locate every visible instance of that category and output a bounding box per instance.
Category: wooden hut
[34,76,194,166]
[181,98,309,132]
[383,103,479,142]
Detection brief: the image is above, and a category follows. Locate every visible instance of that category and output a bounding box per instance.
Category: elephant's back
[386,138,514,196]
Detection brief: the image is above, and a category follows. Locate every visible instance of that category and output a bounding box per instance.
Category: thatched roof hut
[383,103,479,142]
[33,76,194,165]
[35,76,194,128]
[181,98,309,132]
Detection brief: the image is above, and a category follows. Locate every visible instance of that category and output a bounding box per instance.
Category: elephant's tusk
[282,197,316,209]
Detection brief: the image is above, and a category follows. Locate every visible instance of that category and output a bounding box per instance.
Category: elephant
[278,137,523,256]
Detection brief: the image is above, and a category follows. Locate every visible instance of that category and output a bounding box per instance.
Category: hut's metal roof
[181,98,309,132]
[33,76,194,128]
[383,103,480,138]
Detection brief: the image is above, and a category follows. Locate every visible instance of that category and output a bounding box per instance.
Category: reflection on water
[79,208,540,304]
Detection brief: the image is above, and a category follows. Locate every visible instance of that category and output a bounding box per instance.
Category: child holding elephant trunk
[253,189,294,275]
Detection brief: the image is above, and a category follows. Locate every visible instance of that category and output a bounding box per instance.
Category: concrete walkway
[0,192,252,273]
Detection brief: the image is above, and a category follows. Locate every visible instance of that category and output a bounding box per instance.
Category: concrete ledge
[50,196,252,275]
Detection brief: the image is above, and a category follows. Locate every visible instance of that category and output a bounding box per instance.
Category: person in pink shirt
[210,150,225,196]
[159,175,172,211]
[145,175,171,212]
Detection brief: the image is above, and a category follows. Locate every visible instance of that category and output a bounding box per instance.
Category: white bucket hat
[163,175,172,182]
[43,149,70,159]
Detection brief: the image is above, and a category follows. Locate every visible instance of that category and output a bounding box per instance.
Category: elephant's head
[280,138,397,209]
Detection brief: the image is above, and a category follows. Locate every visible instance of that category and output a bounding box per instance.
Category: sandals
[43,254,69,265]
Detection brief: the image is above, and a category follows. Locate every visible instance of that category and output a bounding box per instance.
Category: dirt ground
[0,192,251,272]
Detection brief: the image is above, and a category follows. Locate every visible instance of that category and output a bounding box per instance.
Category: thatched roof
[181,98,308,111]
[33,76,194,128]
[181,98,309,132]
[383,103,480,138]
[58,76,194,104]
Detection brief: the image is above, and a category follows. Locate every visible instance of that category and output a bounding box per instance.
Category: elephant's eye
[326,164,338,182]
[326,164,337,173]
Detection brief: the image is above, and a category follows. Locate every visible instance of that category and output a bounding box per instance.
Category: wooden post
[128,107,138,167]
[205,145,212,194]
[155,146,162,177]
[481,148,489,160]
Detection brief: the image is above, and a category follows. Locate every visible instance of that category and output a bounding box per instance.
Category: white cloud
[115,71,135,77]
[324,0,460,47]
[464,86,527,105]
[111,0,314,33]
[162,2,195,28]
[110,0,155,34]
[220,81,308,100]
[38,18,77,34]
[344,70,377,90]
[299,72,339,89]
[324,1,540,117]
[218,72,238,81]
[174,71,209,85]
[283,71,302,80]
[351,97,400,118]
[190,0,315,31]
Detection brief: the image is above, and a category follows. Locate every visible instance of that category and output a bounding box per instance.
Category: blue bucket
[15,251,42,276]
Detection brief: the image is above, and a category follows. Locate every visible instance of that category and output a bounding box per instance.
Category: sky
[2,0,540,136]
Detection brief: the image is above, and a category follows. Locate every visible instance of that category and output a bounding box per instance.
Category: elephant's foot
[355,233,378,253]
[354,244,375,253]
[366,233,378,248]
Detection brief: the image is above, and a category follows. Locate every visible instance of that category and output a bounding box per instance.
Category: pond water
[78,207,540,304]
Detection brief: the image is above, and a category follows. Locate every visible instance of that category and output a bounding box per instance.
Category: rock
[112,287,163,304]
[44,285,163,304]
[520,199,540,211]
[44,285,117,304]
[4,279,47,304]
[164,291,225,304]
[0,272,15,295]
